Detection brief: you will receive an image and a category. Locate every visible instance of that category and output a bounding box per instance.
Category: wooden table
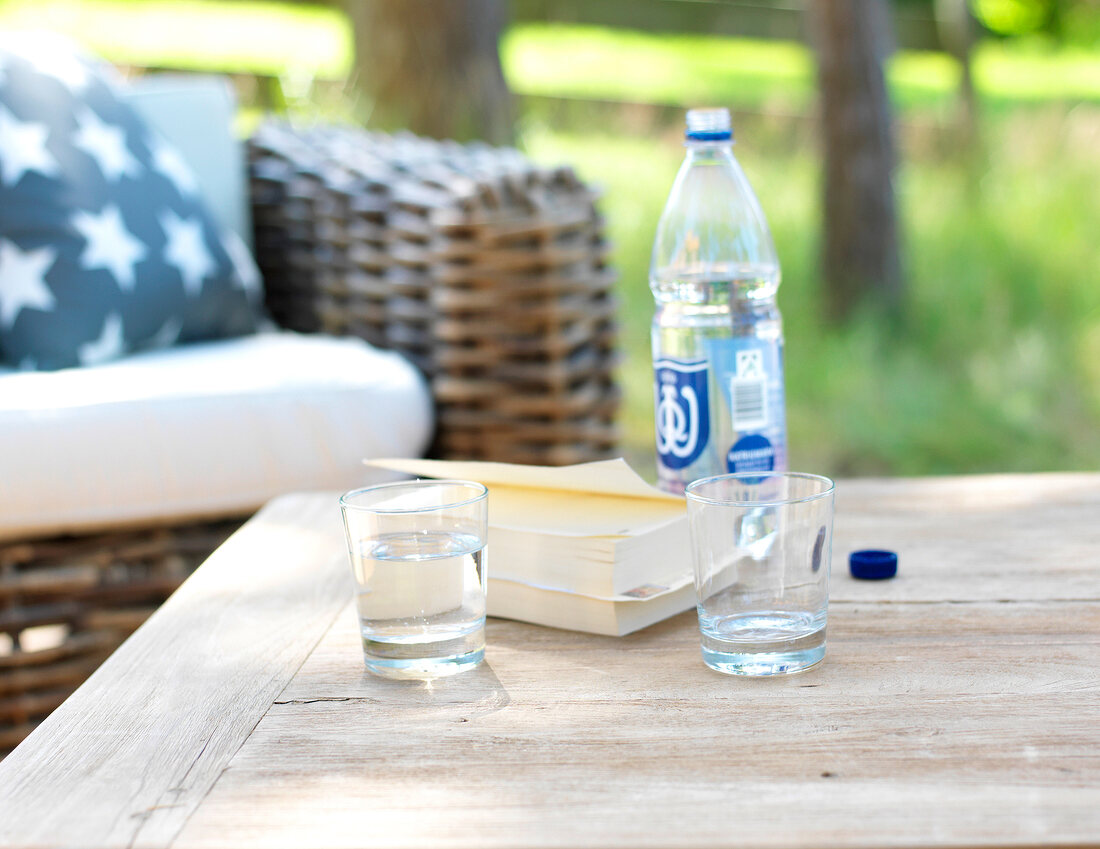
[2,474,1099,849]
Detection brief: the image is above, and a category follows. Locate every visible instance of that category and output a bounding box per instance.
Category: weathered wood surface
[2,474,1099,849]
[0,494,350,849]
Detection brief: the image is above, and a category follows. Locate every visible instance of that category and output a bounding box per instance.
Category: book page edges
[486,577,696,636]
[368,458,685,536]
[367,457,683,503]
[490,572,693,602]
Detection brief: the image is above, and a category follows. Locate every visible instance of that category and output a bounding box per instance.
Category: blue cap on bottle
[685,108,733,142]
[849,549,898,580]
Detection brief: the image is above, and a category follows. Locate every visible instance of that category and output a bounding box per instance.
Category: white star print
[0,239,58,329]
[73,107,141,182]
[0,35,93,92]
[72,205,147,292]
[0,105,60,187]
[78,312,126,366]
[149,316,182,349]
[222,229,262,302]
[148,134,197,195]
[160,210,215,297]
[19,48,91,93]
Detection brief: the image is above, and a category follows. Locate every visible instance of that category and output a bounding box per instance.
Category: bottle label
[728,433,775,474]
[654,358,710,470]
[706,338,786,475]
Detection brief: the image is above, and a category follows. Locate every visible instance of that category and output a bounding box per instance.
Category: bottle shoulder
[651,153,779,278]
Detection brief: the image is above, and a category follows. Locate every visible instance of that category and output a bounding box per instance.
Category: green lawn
[0,0,351,78]
[523,109,1100,478]
[4,1,1099,110]
[504,23,1100,110]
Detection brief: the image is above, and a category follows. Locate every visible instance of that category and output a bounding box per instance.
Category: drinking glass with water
[685,472,835,676]
[339,480,488,679]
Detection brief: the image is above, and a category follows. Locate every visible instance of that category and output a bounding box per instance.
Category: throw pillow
[0,41,262,370]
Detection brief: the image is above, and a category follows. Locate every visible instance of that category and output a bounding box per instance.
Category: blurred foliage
[502,23,1100,110]
[524,106,1100,478]
[0,0,350,79]
[975,0,1058,34]
[972,0,1100,42]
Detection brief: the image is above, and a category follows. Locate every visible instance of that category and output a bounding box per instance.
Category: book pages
[368,458,686,537]
[369,457,682,501]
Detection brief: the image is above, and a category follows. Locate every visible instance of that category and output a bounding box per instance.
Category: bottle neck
[683,140,735,164]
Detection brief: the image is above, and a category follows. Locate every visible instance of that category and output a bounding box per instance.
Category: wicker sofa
[249,122,621,464]
[0,79,619,753]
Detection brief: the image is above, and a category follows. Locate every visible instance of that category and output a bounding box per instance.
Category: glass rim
[684,472,835,507]
[339,479,488,514]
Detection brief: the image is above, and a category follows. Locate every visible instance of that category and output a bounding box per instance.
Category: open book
[367,457,696,636]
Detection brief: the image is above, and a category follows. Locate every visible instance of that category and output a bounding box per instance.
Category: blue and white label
[707,336,787,474]
[654,358,710,470]
[728,350,769,431]
[727,433,775,474]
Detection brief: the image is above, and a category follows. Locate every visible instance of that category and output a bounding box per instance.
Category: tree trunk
[344,0,514,145]
[935,0,979,150]
[808,0,903,320]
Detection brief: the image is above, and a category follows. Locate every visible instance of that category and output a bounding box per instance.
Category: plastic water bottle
[650,107,786,494]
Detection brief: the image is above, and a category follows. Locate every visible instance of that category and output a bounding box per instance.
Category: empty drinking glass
[685,472,835,675]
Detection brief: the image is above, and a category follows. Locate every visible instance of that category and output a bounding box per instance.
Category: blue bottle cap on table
[849,550,898,580]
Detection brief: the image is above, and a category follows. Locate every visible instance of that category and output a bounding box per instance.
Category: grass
[4,2,1099,109]
[522,107,1100,478]
[503,23,1100,111]
[0,0,351,79]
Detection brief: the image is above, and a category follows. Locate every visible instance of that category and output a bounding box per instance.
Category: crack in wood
[272,697,358,705]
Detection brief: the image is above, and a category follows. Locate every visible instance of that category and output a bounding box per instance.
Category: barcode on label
[730,376,767,430]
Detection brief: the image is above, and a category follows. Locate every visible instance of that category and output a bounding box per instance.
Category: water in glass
[352,530,486,679]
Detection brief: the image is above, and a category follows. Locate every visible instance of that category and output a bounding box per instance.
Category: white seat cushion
[0,332,433,540]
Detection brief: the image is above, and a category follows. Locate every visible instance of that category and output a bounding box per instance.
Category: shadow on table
[356,660,512,717]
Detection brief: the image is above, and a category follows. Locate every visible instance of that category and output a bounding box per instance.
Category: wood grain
[3,474,1100,849]
[0,493,350,849]
[172,599,1100,848]
[831,473,1100,603]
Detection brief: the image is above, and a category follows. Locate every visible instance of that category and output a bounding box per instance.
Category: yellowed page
[369,458,681,501]
[367,457,685,536]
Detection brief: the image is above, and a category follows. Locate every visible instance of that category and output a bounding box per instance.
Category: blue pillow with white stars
[0,43,262,370]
